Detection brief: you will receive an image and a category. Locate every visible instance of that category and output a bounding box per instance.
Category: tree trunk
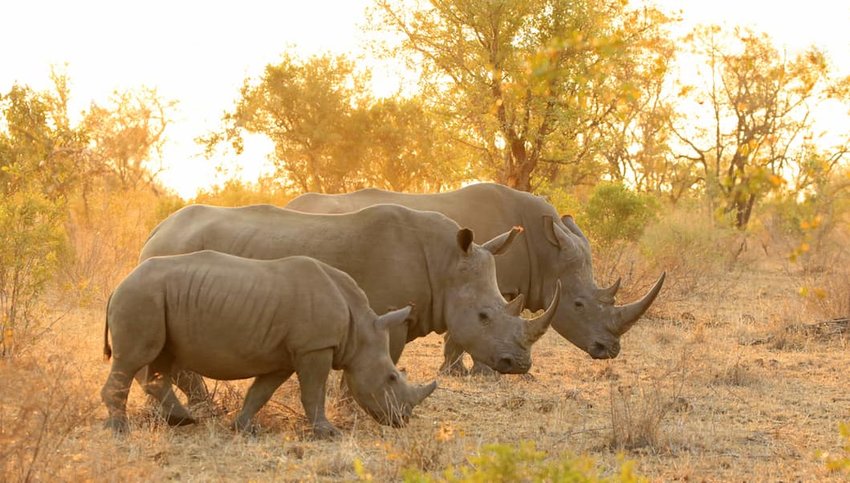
[502,139,533,191]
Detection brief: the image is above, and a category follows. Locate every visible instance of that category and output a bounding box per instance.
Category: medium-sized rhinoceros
[287,183,665,370]
[138,203,559,406]
[101,251,437,438]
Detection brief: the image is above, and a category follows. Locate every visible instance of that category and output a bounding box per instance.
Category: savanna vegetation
[2,0,850,481]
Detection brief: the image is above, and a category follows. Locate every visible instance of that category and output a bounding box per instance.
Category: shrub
[399,441,644,482]
[0,189,66,356]
[580,183,659,249]
[191,176,294,207]
[59,185,172,305]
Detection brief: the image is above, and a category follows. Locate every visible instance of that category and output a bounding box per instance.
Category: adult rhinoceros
[139,203,559,400]
[287,183,665,369]
[102,252,437,438]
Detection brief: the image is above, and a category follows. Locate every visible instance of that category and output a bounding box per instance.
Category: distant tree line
[202,1,850,231]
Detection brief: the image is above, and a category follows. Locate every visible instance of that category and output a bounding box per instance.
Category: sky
[2,0,849,198]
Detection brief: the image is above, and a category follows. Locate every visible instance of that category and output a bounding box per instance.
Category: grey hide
[102,252,437,438]
[138,203,560,402]
[287,183,665,369]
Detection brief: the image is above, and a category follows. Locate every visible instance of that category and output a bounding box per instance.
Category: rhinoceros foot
[310,421,342,440]
[232,417,260,435]
[165,413,196,427]
[104,415,130,435]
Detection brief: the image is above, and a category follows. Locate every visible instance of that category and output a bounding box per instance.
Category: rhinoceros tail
[103,292,113,362]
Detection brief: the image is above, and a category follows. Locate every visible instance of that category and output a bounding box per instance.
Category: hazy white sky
[2,0,848,197]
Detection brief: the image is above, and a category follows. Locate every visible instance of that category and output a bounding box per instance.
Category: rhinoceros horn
[505,293,525,316]
[481,226,524,255]
[597,278,621,303]
[525,280,561,344]
[613,272,666,335]
[414,381,438,405]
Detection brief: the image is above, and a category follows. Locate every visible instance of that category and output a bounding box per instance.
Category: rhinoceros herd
[101,182,665,438]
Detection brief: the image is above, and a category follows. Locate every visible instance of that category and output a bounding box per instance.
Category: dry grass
[3,247,850,481]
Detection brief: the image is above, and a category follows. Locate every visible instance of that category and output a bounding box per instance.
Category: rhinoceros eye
[388,372,398,383]
[478,312,490,324]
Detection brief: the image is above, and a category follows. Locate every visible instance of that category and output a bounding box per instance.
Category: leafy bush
[535,180,584,218]
[399,441,644,483]
[580,183,659,249]
[0,189,65,356]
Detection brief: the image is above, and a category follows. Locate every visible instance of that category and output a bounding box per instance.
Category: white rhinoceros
[102,252,437,438]
[138,203,560,404]
[287,182,665,370]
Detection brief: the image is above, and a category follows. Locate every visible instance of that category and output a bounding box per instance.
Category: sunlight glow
[2,0,848,198]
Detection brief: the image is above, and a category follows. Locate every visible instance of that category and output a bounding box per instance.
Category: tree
[371,0,673,191]
[0,75,81,353]
[203,53,370,193]
[362,96,465,191]
[82,87,173,192]
[672,26,849,229]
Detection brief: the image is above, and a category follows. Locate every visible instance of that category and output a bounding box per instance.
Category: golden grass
[2,255,849,482]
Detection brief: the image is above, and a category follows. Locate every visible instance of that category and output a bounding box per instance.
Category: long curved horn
[525,280,561,344]
[481,226,524,255]
[613,272,666,335]
[597,278,621,303]
[414,381,438,405]
[505,293,525,316]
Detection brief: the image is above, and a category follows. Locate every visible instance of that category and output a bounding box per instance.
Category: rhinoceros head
[443,227,560,374]
[344,306,437,427]
[542,215,666,359]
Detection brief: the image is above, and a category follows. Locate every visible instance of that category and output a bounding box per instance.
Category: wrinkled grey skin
[288,183,665,370]
[102,252,437,438]
[139,204,559,403]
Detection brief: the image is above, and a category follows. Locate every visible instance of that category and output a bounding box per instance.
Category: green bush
[0,189,66,356]
[400,441,644,483]
[581,183,659,248]
[535,180,584,218]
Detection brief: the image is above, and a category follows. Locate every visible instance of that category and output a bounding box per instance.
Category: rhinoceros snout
[589,340,620,359]
[494,355,531,374]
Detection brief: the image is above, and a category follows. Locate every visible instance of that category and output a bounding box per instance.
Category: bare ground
[2,262,848,482]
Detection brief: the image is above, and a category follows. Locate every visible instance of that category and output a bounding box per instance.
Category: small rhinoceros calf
[101,251,437,438]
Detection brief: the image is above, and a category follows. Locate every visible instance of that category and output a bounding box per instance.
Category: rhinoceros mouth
[588,341,620,359]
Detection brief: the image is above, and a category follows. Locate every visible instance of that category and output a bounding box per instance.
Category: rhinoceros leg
[144,353,195,427]
[439,335,469,376]
[233,369,294,433]
[173,369,210,407]
[102,361,140,435]
[294,349,340,439]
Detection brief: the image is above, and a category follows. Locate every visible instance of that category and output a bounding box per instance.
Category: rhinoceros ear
[561,215,588,242]
[375,305,413,331]
[543,215,578,251]
[457,228,474,254]
[542,215,560,247]
[481,226,523,256]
